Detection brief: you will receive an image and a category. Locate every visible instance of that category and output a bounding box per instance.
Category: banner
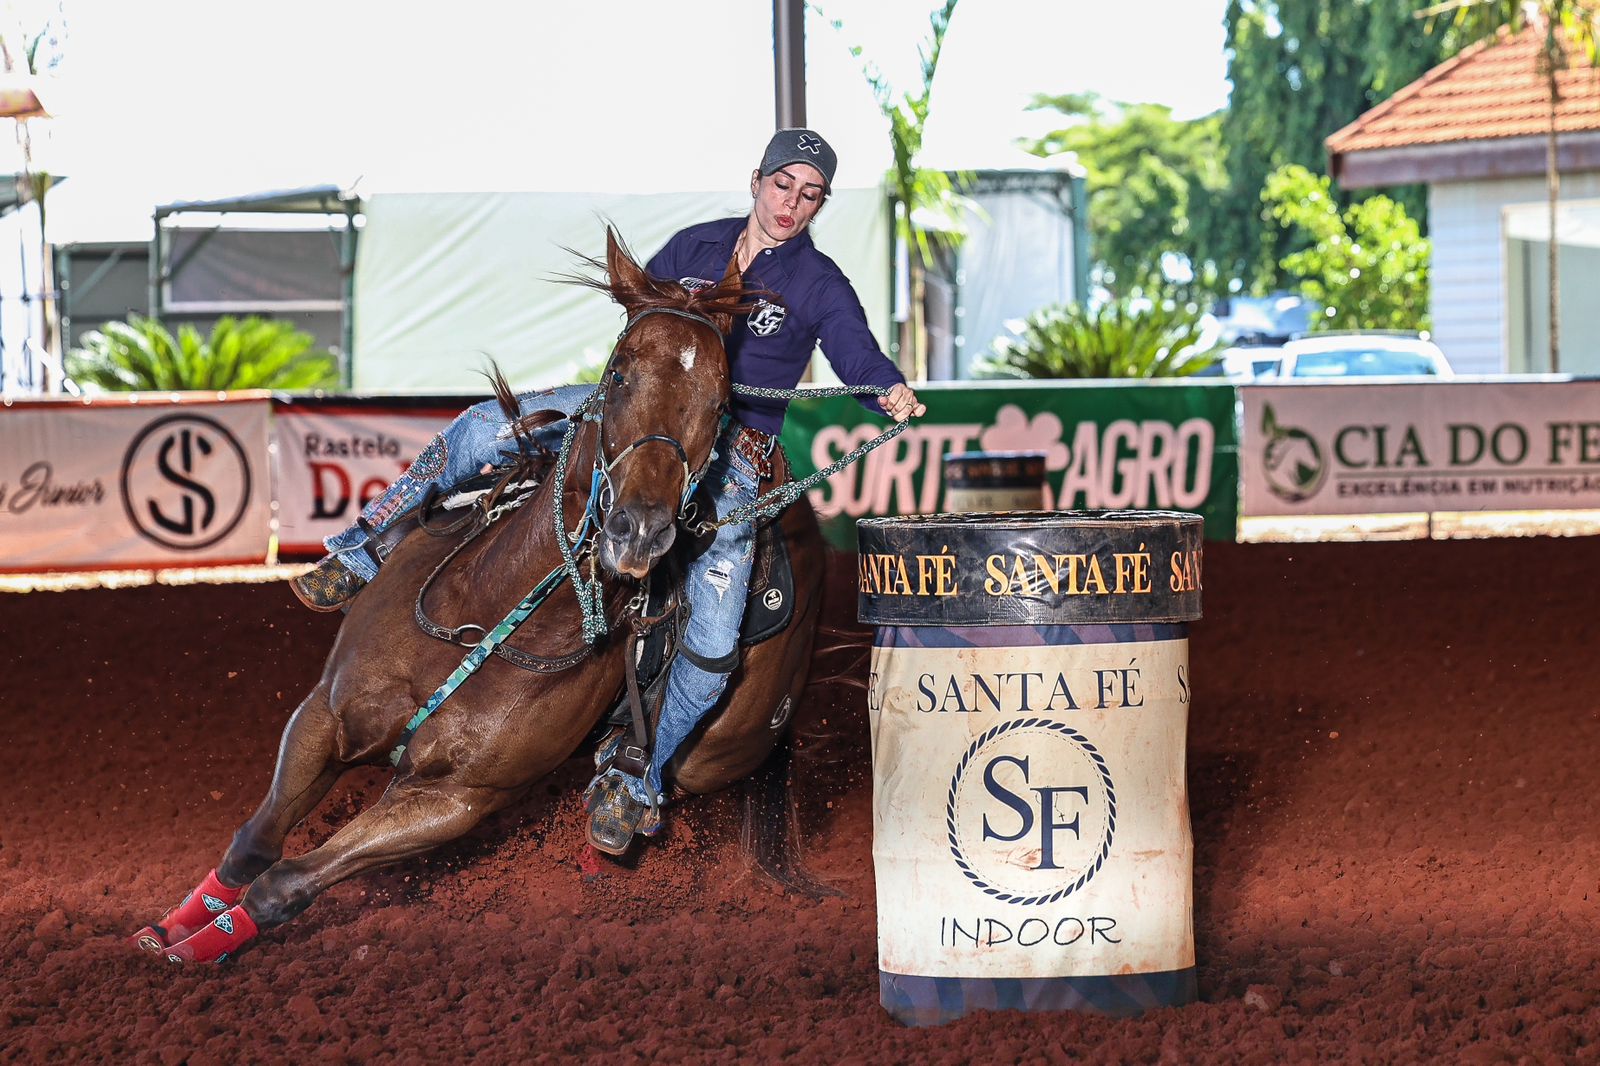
[1241,380,1600,516]
[779,381,1239,546]
[0,395,272,571]
[273,398,471,555]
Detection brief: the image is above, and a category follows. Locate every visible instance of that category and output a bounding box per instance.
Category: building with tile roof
[1327,27,1600,374]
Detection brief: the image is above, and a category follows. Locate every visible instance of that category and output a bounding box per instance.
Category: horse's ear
[703,254,743,335]
[605,227,652,314]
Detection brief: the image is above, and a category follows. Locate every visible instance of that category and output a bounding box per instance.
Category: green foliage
[1221,1,1454,290]
[820,0,970,258]
[1424,1,1598,69]
[974,293,1220,380]
[1263,164,1430,331]
[1021,95,1229,298]
[67,315,339,392]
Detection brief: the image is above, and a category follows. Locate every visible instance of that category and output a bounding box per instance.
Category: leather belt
[729,423,774,480]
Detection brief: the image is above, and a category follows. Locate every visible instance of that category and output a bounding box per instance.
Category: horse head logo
[1260,404,1326,503]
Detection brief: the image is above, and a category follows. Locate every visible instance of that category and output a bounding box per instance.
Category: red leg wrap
[141,868,246,947]
[161,904,259,964]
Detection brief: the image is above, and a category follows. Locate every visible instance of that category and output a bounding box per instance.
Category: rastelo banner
[273,400,465,556]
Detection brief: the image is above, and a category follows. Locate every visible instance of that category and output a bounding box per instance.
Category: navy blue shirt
[647,217,905,436]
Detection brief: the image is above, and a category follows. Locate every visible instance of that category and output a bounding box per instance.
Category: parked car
[1263,333,1453,379]
[1218,345,1284,381]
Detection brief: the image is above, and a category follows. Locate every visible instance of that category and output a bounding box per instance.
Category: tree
[67,316,339,392]
[816,0,969,379]
[1021,95,1232,299]
[1421,1,1600,371]
[1263,164,1430,331]
[1222,1,1454,290]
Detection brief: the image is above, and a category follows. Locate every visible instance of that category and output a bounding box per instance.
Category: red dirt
[2,538,1599,1063]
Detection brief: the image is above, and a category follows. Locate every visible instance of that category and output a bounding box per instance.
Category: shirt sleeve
[813,272,906,414]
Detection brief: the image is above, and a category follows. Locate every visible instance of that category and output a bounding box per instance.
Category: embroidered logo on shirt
[679,276,713,293]
[748,299,786,337]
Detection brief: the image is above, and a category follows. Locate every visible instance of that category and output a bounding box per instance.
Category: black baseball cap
[759,128,837,192]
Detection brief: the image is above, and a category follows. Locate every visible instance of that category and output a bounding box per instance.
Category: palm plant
[818,0,971,378]
[67,315,339,392]
[1420,1,1600,370]
[974,294,1221,380]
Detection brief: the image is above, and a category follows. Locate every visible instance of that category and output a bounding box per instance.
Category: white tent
[351,187,892,391]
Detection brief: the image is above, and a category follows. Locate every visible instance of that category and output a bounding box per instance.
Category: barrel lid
[856,510,1203,626]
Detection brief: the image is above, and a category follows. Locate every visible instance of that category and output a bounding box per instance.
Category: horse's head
[587,229,746,579]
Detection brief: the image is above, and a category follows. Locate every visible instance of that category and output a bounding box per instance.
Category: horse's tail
[740,738,841,899]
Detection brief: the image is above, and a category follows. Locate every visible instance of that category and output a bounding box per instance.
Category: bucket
[858,510,1203,1026]
[942,451,1047,513]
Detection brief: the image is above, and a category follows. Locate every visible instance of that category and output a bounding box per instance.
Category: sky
[4,0,1231,244]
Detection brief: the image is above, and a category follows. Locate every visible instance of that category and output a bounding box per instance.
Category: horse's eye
[611,369,626,388]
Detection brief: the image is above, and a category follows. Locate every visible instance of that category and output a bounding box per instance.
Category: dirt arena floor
[2,536,1599,1064]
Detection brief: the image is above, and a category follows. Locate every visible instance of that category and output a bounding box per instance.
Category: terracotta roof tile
[1327,26,1600,153]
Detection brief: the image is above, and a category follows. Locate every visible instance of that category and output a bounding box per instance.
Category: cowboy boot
[584,774,661,855]
[290,554,368,612]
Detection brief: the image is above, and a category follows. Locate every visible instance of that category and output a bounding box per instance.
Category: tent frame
[150,184,362,383]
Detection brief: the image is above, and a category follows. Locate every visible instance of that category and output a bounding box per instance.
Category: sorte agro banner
[779,381,1239,546]
[273,397,476,556]
[1241,381,1600,516]
[0,394,272,571]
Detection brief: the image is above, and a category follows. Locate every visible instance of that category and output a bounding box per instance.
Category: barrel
[857,510,1203,1027]
[942,451,1047,513]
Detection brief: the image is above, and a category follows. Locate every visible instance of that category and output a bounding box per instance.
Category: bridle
[587,306,726,530]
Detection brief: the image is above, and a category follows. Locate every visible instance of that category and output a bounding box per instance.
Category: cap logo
[796,133,822,155]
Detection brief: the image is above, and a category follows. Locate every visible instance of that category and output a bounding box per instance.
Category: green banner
[777,380,1239,546]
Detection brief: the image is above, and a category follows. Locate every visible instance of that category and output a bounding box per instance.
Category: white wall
[1429,172,1600,374]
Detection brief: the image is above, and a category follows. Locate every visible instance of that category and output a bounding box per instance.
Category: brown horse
[134,231,826,964]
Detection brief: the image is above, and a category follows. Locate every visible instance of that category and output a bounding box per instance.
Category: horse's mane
[486,233,756,464]
[556,231,754,326]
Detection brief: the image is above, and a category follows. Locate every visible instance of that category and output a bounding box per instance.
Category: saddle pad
[740,517,795,646]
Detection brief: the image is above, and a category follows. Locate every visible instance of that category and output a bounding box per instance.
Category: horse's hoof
[131,926,167,954]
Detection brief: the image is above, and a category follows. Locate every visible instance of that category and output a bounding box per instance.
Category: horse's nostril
[605,511,633,540]
[649,524,677,556]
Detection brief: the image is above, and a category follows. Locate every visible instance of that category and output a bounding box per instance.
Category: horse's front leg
[160,774,510,963]
[133,685,347,954]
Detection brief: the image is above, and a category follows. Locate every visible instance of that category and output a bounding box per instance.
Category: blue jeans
[323,383,594,579]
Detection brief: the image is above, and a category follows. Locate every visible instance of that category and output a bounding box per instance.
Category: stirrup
[290,554,367,612]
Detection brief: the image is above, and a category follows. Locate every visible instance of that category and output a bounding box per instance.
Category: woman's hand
[880,383,926,423]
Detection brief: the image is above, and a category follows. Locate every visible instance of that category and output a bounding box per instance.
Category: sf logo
[946,719,1114,904]
[981,754,1089,872]
[120,413,253,551]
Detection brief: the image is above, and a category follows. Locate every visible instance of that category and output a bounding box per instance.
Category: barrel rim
[859,509,1204,530]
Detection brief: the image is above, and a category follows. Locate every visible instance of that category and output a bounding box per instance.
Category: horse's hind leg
[134,686,346,953]
[219,684,347,885]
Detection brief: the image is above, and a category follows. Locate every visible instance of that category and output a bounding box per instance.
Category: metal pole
[773,0,806,129]
[148,208,163,324]
[341,201,358,388]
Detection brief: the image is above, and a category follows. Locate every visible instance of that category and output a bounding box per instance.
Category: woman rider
[291,129,924,853]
